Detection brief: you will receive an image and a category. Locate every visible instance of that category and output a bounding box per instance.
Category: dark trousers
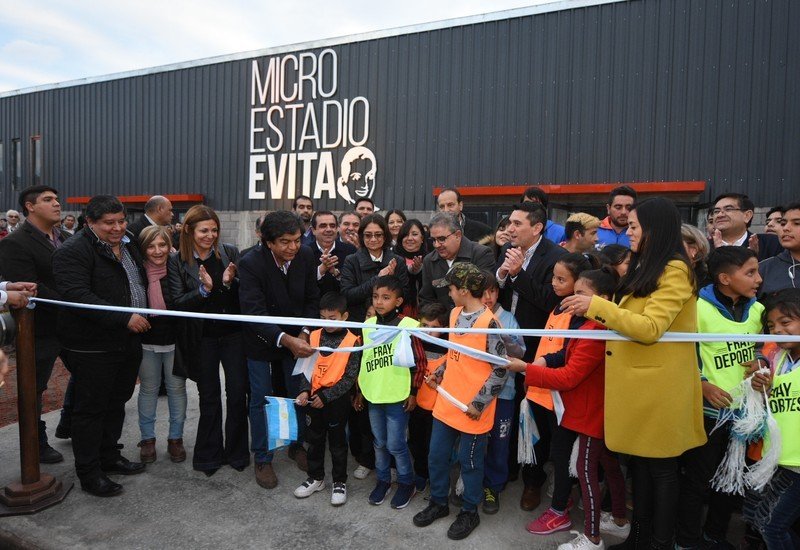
[521,400,558,488]
[64,343,141,480]
[484,397,514,491]
[549,424,579,511]
[348,405,375,469]
[408,406,433,480]
[632,455,680,549]
[676,416,735,546]
[576,435,627,539]
[306,394,350,483]
[193,332,249,471]
[35,336,61,446]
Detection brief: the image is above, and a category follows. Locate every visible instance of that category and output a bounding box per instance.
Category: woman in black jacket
[393,218,429,319]
[340,213,411,322]
[168,205,248,476]
[136,226,186,464]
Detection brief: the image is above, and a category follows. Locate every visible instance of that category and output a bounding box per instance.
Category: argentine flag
[264,396,299,451]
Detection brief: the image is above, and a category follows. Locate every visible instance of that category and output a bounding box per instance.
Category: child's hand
[424,374,439,389]
[404,395,416,412]
[701,381,732,409]
[352,393,365,411]
[309,394,324,409]
[751,371,773,394]
[465,404,481,420]
[505,358,528,373]
[743,358,769,377]
[296,391,309,406]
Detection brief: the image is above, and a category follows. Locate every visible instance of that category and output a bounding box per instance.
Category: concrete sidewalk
[0,381,613,550]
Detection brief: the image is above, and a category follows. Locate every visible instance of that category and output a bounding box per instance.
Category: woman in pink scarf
[137,225,187,464]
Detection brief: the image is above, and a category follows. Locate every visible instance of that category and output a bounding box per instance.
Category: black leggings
[632,455,680,549]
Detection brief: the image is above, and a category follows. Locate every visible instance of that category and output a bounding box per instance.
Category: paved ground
[0,378,617,550]
[0,351,70,428]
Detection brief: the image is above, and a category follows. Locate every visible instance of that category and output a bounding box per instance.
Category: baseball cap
[432,262,488,292]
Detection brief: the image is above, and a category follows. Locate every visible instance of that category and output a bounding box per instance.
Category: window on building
[31,135,42,186]
[11,139,21,190]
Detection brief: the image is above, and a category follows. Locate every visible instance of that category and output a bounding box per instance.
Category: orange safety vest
[526,308,573,409]
[416,353,448,411]
[309,329,360,394]
[433,307,498,434]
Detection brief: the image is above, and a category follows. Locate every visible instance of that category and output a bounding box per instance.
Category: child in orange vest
[408,301,449,492]
[508,267,628,550]
[522,252,599,530]
[294,292,361,506]
[413,263,508,541]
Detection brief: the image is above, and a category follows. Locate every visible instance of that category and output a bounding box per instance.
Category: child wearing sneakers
[413,263,508,541]
[408,301,449,493]
[480,271,526,514]
[359,275,427,509]
[507,267,628,550]
[294,292,361,506]
[675,247,764,549]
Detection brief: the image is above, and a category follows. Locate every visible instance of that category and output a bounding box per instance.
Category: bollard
[0,307,72,516]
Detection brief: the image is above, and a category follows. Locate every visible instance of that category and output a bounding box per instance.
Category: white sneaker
[353,465,372,480]
[557,532,604,550]
[331,482,347,506]
[599,512,630,538]
[294,478,325,498]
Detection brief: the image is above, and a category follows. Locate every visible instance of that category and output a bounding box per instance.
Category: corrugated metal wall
[0,0,798,212]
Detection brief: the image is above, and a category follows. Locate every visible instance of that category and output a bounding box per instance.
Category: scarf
[145,261,168,311]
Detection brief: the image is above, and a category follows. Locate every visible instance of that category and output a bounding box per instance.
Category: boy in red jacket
[507,268,628,550]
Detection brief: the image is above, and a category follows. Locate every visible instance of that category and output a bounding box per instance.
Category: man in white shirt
[6,209,21,232]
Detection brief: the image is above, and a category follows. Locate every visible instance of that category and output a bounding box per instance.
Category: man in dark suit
[418,212,495,310]
[238,211,320,489]
[0,185,71,464]
[495,201,567,511]
[127,195,173,240]
[436,188,493,242]
[710,193,782,261]
[309,210,356,295]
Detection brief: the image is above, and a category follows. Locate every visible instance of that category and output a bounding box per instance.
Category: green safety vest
[765,351,800,467]
[358,316,419,404]
[697,297,764,395]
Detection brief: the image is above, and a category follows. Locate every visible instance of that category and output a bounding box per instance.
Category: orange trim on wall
[66,194,205,205]
[432,181,706,197]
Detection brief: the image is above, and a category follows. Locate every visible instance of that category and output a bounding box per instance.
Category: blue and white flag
[517,398,540,465]
[264,396,299,451]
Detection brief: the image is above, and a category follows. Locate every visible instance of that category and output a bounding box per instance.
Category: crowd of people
[0,183,798,550]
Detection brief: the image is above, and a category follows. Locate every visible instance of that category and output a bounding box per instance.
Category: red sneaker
[526,508,572,535]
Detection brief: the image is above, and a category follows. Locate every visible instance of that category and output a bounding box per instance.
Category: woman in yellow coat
[562,197,706,550]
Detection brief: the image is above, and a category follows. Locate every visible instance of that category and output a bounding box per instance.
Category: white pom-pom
[711,437,747,495]
[746,389,782,492]
[569,437,580,478]
[517,399,539,465]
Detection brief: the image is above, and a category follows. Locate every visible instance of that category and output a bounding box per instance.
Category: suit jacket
[238,244,320,361]
[309,239,357,296]
[418,237,495,309]
[128,215,155,240]
[462,217,493,243]
[0,220,70,337]
[495,238,567,360]
[708,231,782,262]
[586,260,706,457]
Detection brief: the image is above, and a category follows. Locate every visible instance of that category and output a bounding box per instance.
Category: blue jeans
[751,467,800,549]
[429,418,488,512]
[248,357,303,464]
[483,398,514,491]
[137,348,187,440]
[368,402,413,485]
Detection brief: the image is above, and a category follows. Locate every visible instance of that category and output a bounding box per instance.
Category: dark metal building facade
[0,0,798,214]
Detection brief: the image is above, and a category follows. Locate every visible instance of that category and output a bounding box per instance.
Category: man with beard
[293,195,315,246]
[596,185,637,248]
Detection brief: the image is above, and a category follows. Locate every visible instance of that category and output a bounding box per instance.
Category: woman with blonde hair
[681,223,711,286]
[137,225,187,463]
[168,205,248,476]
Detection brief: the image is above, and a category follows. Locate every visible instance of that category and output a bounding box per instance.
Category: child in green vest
[676,246,763,549]
[747,288,800,548]
[358,275,427,509]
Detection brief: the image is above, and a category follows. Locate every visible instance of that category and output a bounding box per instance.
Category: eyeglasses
[363,232,384,241]
[431,232,456,245]
[711,206,743,216]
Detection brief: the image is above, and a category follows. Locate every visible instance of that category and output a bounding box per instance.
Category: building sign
[248,48,376,204]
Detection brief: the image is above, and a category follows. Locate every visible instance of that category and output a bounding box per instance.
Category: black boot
[608,519,651,549]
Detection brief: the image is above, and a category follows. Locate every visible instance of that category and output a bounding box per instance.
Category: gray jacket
[758,249,798,297]
[418,236,495,309]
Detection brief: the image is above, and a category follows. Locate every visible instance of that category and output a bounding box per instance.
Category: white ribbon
[30,297,800,343]
[435,385,468,412]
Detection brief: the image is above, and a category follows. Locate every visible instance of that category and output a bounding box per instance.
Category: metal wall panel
[0,0,798,212]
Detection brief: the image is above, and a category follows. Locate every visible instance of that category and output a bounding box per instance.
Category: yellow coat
[586,260,706,458]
